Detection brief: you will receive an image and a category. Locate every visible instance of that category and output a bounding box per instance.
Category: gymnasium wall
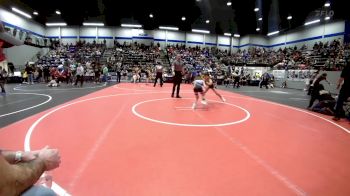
[269,21,345,50]
[186,33,204,48]
[3,45,49,67]
[96,27,114,47]
[204,34,217,48]
[0,7,45,37]
[153,30,166,48]
[0,7,48,67]
[217,36,239,53]
[60,27,79,45]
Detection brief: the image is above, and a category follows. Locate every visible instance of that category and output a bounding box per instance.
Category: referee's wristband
[14,151,22,163]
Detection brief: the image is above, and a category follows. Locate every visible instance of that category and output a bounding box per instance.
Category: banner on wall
[272,70,286,80]
[286,70,317,81]
[272,70,317,81]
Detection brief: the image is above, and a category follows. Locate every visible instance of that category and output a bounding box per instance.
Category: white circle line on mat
[132,97,251,127]
[0,93,52,118]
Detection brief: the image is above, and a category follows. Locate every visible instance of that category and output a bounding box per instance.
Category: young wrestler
[192,75,207,109]
[203,73,226,102]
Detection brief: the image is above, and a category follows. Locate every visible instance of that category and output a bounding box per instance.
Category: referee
[153,62,163,87]
[171,54,184,98]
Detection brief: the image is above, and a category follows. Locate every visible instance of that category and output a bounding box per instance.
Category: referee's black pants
[172,71,182,97]
[154,72,163,87]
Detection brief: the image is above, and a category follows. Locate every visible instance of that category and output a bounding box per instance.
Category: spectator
[308,73,328,109]
[233,71,241,88]
[0,146,61,195]
[312,90,336,115]
[307,70,320,95]
[102,65,108,84]
[25,63,34,85]
[75,63,84,87]
[154,63,163,87]
[43,66,50,83]
[0,66,7,94]
[333,62,350,121]
[260,72,270,89]
[94,63,101,84]
[116,65,121,83]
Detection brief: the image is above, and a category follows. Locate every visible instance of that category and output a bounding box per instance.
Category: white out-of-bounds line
[23,91,192,196]
[51,183,71,196]
[0,93,52,118]
[13,83,106,91]
[224,95,350,134]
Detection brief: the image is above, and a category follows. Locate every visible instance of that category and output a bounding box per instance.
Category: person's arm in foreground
[336,77,344,90]
[1,150,36,164]
[0,147,60,195]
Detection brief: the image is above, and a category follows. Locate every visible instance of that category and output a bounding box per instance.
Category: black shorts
[194,87,203,95]
[208,84,214,89]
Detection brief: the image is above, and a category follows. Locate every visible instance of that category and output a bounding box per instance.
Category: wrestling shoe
[192,103,197,109]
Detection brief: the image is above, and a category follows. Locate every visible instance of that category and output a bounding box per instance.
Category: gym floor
[1,82,350,196]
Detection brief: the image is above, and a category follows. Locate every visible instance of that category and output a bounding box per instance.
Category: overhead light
[206,20,210,24]
[33,11,38,16]
[304,19,320,26]
[46,23,67,26]
[258,17,263,21]
[234,34,240,38]
[267,30,280,36]
[324,2,331,7]
[55,10,61,15]
[325,16,331,20]
[121,24,142,28]
[182,16,186,21]
[159,26,179,31]
[254,8,259,12]
[224,33,232,36]
[192,29,210,34]
[83,22,104,26]
[287,15,292,20]
[12,7,32,19]
[149,13,153,18]
[227,1,232,6]
[256,28,261,31]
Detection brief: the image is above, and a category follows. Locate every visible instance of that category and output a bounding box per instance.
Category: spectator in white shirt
[75,64,84,87]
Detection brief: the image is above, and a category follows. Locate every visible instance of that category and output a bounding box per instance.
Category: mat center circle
[132,98,251,127]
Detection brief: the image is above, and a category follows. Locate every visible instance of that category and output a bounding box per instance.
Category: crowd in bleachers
[166,45,274,87]
[22,41,107,86]
[217,39,349,71]
[312,39,349,70]
[107,43,166,82]
[16,38,348,87]
[20,42,169,85]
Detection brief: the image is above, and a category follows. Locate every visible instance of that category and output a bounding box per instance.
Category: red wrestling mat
[1,83,350,196]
